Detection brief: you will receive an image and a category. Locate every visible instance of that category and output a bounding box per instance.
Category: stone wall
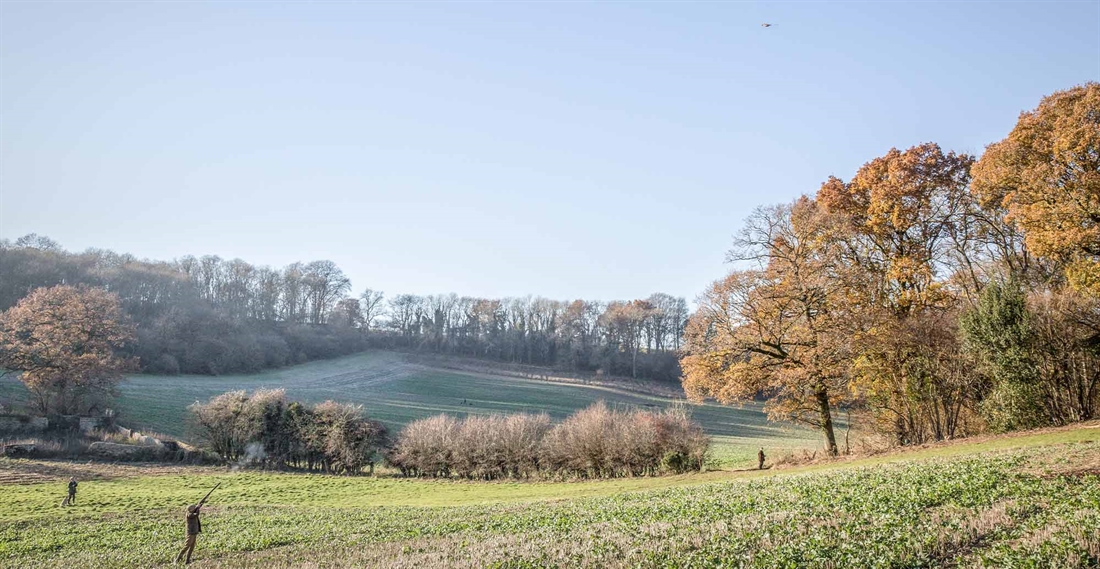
[78,417,104,433]
[0,415,49,432]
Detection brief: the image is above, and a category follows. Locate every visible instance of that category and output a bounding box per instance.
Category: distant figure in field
[62,476,77,506]
[175,504,203,564]
[757,448,766,470]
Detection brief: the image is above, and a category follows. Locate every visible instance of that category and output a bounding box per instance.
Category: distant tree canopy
[0,239,687,382]
[0,285,136,415]
[374,292,689,382]
[683,83,1100,452]
[0,244,369,376]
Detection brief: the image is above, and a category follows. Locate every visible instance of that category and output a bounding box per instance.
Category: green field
[2,425,1098,568]
[1,351,826,467]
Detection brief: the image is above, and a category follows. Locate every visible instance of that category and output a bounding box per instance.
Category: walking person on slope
[62,477,77,506]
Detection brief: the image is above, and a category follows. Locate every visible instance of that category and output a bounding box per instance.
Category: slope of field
[1,350,825,466]
[2,425,1097,568]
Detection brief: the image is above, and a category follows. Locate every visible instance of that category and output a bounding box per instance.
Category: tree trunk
[815,386,839,456]
[632,343,638,379]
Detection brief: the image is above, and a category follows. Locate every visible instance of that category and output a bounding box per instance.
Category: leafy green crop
[2,437,1097,568]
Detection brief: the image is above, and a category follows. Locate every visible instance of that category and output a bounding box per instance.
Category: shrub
[154,354,180,375]
[388,414,459,477]
[189,390,250,462]
[390,403,708,479]
[312,401,388,474]
[963,283,1100,431]
[188,390,387,474]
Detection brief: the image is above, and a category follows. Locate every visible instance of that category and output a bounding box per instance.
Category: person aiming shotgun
[175,482,219,564]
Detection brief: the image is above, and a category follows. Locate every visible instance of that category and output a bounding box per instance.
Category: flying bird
[761,23,772,28]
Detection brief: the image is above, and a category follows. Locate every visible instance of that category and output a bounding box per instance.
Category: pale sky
[2,1,1097,302]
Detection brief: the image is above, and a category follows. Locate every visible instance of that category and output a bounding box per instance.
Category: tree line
[0,241,368,376]
[188,390,708,479]
[681,83,1100,454]
[0,237,688,383]
[375,292,688,382]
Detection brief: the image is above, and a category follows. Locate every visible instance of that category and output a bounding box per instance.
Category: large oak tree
[0,285,135,415]
[682,198,858,455]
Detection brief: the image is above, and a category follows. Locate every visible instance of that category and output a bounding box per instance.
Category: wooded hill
[0,236,687,382]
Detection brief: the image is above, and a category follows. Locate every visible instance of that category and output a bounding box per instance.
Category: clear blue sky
[2,2,1097,302]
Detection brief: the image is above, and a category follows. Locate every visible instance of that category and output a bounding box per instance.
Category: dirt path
[0,458,227,485]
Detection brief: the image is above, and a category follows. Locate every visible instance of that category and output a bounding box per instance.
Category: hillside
[1,350,825,467]
[2,423,1097,568]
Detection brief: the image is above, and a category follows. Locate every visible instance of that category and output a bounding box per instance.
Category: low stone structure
[0,415,49,432]
[78,417,105,433]
[87,441,152,459]
[0,443,37,458]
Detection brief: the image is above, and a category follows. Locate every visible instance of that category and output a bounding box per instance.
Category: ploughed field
[1,425,1098,568]
[1,350,824,467]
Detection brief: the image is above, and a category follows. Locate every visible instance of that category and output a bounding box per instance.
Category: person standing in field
[757,448,766,470]
[63,477,77,505]
[175,504,202,564]
[176,483,218,564]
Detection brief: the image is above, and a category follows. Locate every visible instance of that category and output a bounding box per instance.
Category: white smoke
[238,441,267,467]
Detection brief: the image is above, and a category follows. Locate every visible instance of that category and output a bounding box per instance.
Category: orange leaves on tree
[0,285,136,415]
[971,82,1100,295]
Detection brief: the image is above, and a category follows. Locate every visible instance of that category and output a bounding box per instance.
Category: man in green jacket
[174,504,202,564]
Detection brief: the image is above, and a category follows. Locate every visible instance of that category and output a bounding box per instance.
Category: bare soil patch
[0,458,225,484]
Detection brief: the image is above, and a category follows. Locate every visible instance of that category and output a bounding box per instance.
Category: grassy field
[2,424,1098,568]
[0,350,825,467]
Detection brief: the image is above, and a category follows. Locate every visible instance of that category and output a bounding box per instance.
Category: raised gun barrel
[197,482,221,508]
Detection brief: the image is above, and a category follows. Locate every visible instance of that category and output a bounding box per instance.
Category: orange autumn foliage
[681,198,859,455]
[817,142,974,315]
[971,83,1100,294]
[0,285,136,415]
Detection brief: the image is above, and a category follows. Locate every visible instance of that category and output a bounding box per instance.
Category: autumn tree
[681,198,857,455]
[0,285,136,415]
[971,82,1100,293]
[817,142,975,314]
[818,143,985,443]
[682,85,1099,447]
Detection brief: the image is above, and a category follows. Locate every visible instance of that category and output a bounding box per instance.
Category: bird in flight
[762,23,773,28]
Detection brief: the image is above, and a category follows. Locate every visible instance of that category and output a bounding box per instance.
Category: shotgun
[196,482,220,508]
